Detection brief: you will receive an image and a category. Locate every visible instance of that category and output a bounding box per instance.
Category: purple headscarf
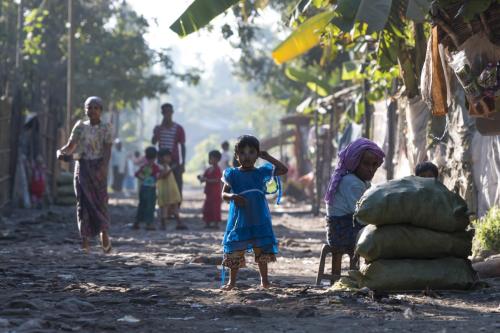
[324,137,385,204]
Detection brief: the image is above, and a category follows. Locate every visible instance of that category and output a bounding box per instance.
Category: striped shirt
[153,122,185,163]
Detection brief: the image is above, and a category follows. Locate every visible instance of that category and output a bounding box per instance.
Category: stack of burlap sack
[55,171,75,206]
[350,176,478,291]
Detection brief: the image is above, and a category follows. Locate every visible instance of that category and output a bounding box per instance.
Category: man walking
[111,139,126,194]
[152,103,186,196]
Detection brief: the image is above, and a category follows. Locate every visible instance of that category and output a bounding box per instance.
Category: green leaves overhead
[273,0,431,65]
[354,0,392,33]
[272,10,336,65]
[330,0,393,33]
[406,0,432,23]
[341,61,364,81]
[455,0,495,22]
[170,0,240,37]
[333,0,432,33]
[284,66,340,97]
[331,0,361,32]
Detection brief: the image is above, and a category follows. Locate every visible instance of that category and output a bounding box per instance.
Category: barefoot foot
[221,284,235,291]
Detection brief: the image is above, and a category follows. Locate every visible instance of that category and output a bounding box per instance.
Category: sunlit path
[1,188,498,332]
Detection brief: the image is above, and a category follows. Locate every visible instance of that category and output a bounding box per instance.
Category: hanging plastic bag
[263,163,282,205]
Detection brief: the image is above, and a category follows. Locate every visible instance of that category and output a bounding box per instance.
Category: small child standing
[134,147,161,230]
[415,161,439,179]
[198,150,222,228]
[221,135,288,290]
[30,155,46,209]
[157,149,185,230]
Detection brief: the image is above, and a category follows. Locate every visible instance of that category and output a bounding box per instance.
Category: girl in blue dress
[221,135,288,290]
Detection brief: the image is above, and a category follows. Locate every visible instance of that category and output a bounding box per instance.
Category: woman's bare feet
[221,283,235,291]
[100,231,112,253]
[260,281,271,289]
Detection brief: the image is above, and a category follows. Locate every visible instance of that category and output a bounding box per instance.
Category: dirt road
[1,187,499,332]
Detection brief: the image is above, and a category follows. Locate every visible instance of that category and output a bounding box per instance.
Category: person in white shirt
[111,139,126,193]
[218,141,232,172]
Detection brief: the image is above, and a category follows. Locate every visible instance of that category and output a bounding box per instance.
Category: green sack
[354,176,469,232]
[351,257,477,291]
[356,224,473,262]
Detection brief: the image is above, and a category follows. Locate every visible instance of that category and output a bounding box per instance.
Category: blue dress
[222,164,278,254]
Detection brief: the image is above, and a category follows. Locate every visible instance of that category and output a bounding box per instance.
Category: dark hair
[134,151,140,158]
[144,146,157,160]
[234,135,260,155]
[221,141,230,149]
[209,150,222,161]
[415,161,439,178]
[161,103,173,112]
[158,148,172,158]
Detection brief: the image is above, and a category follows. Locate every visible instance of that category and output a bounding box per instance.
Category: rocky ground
[0,187,499,332]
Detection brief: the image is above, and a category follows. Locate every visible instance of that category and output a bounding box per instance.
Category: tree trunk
[386,98,397,180]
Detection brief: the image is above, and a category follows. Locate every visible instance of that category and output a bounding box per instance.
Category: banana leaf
[406,0,432,23]
[272,10,336,65]
[354,0,392,33]
[285,66,332,96]
[331,0,361,32]
[170,0,240,37]
[341,60,364,81]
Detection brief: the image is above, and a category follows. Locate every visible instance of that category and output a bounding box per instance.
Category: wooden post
[139,100,145,145]
[386,99,397,180]
[386,79,399,180]
[8,0,24,207]
[66,0,74,135]
[279,122,283,162]
[313,109,320,216]
[363,79,372,139]
[15,0,23,68]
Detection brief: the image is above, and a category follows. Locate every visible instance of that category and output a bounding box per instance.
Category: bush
[473,206,500,257]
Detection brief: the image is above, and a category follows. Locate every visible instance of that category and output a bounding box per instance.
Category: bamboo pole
[313,108,320,216]
[66,0,74,135]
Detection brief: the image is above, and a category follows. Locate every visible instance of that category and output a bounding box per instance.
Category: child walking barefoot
[157,149,185,230]
[30,155,46,209]
[198,150,223,228]
[221,135,287,290]
[134,147,161,230]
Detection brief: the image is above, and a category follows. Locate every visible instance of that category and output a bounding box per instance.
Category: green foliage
[455,0,496,22]
[473,206,500,254]
[406,0,432,23]
[234,96,285,138]
[285,66,339,96]
[1,0,199,128]
[331,0,361,32]
[341,60,363,81]
[170,0,240,37]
